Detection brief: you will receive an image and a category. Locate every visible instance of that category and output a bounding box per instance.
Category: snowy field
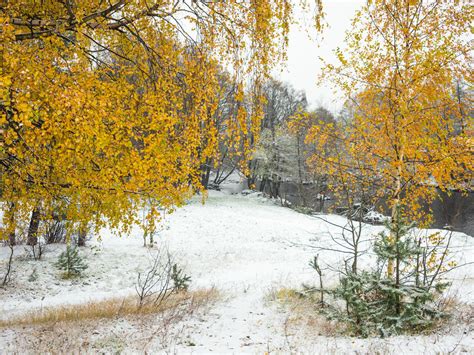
[1,182,473,354]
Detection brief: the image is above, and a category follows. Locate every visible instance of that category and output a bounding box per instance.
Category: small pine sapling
[171,263,191,292]
[28,267,38,282]
[54,245,88,279]
[326,213,450,337]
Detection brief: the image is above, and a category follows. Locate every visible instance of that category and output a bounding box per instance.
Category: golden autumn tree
[0,1,324,244]
[307,0,473,277]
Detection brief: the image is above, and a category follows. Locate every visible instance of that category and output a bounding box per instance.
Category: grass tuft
[0,288,219,327]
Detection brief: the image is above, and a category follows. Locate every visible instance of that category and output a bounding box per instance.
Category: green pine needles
[306,211,453,337]
[55,245,88,279]
[171,263,191,292]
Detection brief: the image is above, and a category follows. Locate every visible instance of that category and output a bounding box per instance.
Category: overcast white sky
[275,0,364,113]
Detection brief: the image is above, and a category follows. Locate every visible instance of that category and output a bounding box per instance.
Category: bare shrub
[136,248,190,308]
[44,219,66,244]
[24,239,48,260]
[136,249,173,307]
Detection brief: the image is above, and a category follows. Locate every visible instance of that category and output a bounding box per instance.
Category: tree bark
[7,202,16,246]
[296,134,307,207]
[200,158,212,189]
[260,177,267,193]
[77,222,87,247]
[27,206,41,246]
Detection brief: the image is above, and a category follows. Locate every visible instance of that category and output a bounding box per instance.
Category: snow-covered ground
[1,182,473,353]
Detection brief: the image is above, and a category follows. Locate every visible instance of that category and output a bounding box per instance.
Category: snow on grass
[1,186,473,353]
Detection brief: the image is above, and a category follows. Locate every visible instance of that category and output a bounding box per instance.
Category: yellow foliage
[0,1,323,236]
[308,0,473,224]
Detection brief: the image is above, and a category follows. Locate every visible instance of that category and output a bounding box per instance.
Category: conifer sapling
[54,245,88,279]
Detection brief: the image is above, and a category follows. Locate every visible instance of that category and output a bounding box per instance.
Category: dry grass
[267,287,345,337]
[1,288,220,353]
[429,294,474,335]
[0,288,219,327]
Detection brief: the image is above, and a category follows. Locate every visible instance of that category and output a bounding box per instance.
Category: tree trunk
[77,223,87,247]
[296,135,307,207]
[27,206,41,246]
[247,160,258,189]
[390,176,403,315]
[200,158,212,189]
[260,177,267,193]
[7,202,16,246]
[271,179,281,199]
[9,229,16,246]
[388,148,404,279]
[319,192,325,213]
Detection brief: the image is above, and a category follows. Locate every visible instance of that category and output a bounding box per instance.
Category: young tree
[54,245,88,279]
[311,0,472,280]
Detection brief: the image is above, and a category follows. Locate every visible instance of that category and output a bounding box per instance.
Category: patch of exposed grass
[0,288,219,327]
[267,286,345,337]
[272,287,301,302]
[425,294,474,335]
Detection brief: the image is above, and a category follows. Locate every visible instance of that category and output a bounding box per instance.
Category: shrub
[303,213,453,337]
[328,270,446,337]
[44,220,66,244]
[28,268,39,282]
[54,245,88,279]
[292,205,314,215]
[136,249,192,308]
[171,263,191,292]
